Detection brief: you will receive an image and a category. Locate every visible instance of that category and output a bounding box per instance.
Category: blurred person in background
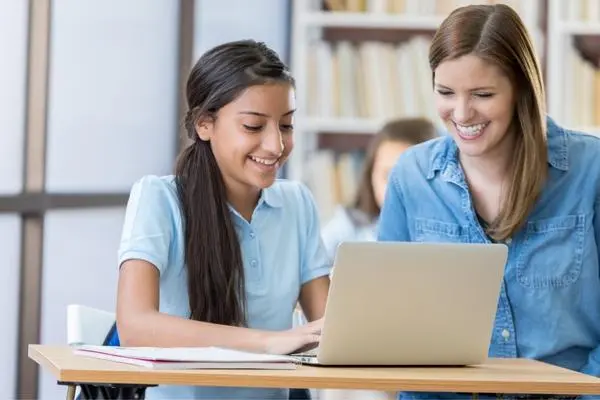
[321,117,438,263]
[313,117,437,400]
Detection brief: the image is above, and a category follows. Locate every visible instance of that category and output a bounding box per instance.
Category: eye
[243,124,262,132]
[280,124,294,132]
[474,92,494,98]
[436,89,453,96]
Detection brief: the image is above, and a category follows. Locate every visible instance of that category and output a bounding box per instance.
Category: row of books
[304,150,365,223]
[306,37,437,123]
[563,46,600,128]
[561,0,600,22]
[323,0,526,15]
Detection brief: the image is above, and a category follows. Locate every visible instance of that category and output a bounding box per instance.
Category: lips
[247,155,281,172]
[453,121,489,140]
[249,155,278,166]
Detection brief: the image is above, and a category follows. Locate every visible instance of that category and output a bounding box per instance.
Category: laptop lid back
[317,242,507,366]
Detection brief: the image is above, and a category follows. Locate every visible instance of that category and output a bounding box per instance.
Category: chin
[250,173,278,189]
[458,139,507,159]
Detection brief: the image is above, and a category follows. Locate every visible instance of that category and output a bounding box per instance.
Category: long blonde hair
[429,4,547,241]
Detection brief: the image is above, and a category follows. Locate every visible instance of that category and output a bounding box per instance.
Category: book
[73,345,298,370]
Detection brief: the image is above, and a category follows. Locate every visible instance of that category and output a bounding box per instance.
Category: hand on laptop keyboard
[263,318,322,355]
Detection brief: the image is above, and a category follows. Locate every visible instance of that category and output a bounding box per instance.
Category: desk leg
[66,385,76,400]
[58,381,151,400]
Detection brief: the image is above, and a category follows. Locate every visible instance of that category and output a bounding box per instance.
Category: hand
[298,317,324,334]
[263,318,323,355]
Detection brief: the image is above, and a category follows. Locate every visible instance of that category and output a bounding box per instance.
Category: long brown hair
[429,4,547,241]
[353,117,437,220]
[175,40,293,326]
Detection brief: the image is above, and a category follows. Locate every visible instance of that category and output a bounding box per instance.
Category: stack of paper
[74,345,297,370]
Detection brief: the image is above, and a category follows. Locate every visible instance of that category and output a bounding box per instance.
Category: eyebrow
[435,83,496,91]
[238,109,296,117]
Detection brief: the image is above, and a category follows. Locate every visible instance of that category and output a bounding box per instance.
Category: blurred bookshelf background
[288,0,600,222]
[2,1,600,399]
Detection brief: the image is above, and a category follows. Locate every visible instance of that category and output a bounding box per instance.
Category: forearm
[117,311,268,352]
[299,275,330,321]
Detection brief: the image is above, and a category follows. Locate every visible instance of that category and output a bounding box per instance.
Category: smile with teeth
[249,155,279,166]
[454,121,489,137]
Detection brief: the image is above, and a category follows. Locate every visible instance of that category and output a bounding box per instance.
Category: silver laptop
[295,241,508,366]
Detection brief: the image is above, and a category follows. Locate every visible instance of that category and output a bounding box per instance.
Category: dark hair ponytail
[175,40,293,326]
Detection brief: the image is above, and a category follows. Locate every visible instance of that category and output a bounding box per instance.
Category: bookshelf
[546,0,600,135]
[288,0,544,221]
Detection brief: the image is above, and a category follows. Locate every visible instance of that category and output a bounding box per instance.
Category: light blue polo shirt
[118,175,331,399]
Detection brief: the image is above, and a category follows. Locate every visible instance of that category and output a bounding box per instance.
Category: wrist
[252,329,274,353]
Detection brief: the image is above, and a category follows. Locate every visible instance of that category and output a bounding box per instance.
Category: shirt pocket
[414,217,469,243]
[516,214,585,289]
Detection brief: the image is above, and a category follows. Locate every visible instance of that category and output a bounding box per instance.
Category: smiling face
[197,82,295,196]
[434,54,516,159]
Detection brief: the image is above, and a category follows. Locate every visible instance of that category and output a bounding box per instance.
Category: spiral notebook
[74,345,298,370]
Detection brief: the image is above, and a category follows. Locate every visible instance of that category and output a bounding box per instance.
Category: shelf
[317,133,374,151]
[299,11,443,30]
[558,21,600,35]
[303,117,386,134]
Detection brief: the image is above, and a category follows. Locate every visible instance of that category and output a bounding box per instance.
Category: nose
[262,127,284,155]
[452,97,474,123]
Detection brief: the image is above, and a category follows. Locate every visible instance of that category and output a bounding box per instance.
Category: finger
[307,334,320,344]
[298,324,321,335]
[304,318,324,331]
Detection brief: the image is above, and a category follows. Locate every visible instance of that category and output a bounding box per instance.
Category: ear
[194,116,214,142]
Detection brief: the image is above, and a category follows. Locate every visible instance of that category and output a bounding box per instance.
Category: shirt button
[249,231,255,239]
[501,329,510,340]
[250,259,258,268]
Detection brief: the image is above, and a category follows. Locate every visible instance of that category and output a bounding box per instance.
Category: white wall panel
[0,215,21,398]
[39,208,125,400]
[0,1,28,195]
[194,0,289,61]
[45,0,180,193]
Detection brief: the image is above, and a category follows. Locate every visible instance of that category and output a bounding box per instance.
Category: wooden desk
[29,345,600,399]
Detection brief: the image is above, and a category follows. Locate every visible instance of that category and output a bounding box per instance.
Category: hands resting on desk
[263,318,323,355]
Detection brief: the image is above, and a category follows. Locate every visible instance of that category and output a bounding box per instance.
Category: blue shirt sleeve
[298,183,332,285]
[377,165,410,242]
[118,175,177,274]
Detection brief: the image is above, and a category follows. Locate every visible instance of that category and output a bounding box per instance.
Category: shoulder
[129,174,178,199]
[323,206,356,233]
[119,175,181,271]
[321,207,358,255]
[562,126,600,153]
[126,174,181,216]
[389,135,452,187]
[322,206,374,240]
[547,118,600,175]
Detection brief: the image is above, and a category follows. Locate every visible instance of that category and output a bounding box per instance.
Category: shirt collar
[546,116,569,171]
[428,115,569,179]
[258,183,283,208]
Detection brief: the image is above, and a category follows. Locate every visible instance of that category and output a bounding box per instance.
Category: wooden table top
[29,345,600,395]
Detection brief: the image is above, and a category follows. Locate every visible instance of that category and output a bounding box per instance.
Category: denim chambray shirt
[378,117,600,400]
